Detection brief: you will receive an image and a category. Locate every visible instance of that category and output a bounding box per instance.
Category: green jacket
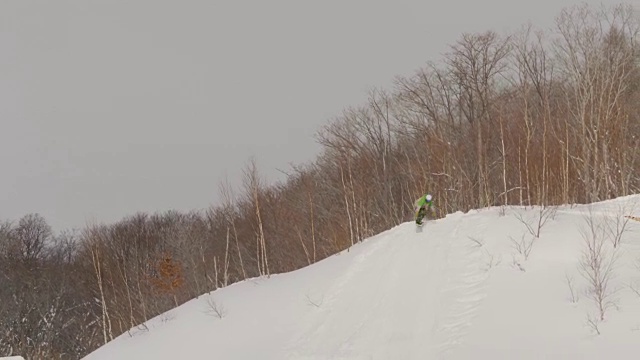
[415,195,433,209]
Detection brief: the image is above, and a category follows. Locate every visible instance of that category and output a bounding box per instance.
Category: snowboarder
[414,193,435,225]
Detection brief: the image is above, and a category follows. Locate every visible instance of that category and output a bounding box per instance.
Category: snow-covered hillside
[83,196,640,359]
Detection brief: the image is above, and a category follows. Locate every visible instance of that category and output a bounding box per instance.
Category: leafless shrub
[585,314,601,335]
[159,312,175,323]
[511,255,526,272]
[514,205,556,238]
[132,322,149,336]
[482,249,501,271]
[540,206,557,228]
[510,233,535,260]
[204,297,227,319]
[498,205,507,217]
[578,211,619,321]
[605,202,636,248]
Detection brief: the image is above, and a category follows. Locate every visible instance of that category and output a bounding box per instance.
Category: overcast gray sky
[0,0,630,232]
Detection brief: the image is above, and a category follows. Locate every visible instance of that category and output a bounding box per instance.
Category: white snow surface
[84,196,640,359]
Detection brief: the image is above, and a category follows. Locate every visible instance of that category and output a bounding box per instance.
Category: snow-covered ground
[83,196,640,359]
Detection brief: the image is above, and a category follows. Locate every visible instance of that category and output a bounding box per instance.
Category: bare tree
[553,4,640,202]
[88,239,114,345]
[219,176,247,280]
[510,24,558,205]
[243,157,270,276]
[6,213,51,264]
[291,165,320,264]
[445,31,512,208]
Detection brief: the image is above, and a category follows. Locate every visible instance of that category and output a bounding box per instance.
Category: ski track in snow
[431,216,490,359]
[283,214,490,360]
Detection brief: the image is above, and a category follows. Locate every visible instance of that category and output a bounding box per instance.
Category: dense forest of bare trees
[2,4,640,358]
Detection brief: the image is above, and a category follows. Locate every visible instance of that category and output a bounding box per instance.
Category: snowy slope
[83,196,640,359]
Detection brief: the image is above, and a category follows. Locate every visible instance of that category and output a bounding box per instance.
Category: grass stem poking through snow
[565,272,579,303]
[305,293,324,308]
[468,236,484,247]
